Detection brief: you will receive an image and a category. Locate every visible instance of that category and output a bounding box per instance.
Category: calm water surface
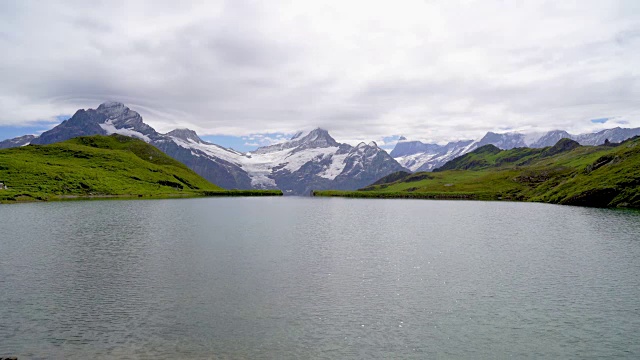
[1,197,639,359]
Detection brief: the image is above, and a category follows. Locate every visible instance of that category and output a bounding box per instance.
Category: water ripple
[1,198,639,359]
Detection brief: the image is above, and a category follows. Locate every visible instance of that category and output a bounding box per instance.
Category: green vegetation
[0,134,281,203]
[314,137,640,209]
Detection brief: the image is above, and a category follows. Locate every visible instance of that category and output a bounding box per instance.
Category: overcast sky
[1,0,639,148]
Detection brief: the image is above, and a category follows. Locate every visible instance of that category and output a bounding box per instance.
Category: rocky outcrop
[541,138,580,157]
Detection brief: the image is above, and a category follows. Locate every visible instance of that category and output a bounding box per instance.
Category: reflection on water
[1,198,639,358]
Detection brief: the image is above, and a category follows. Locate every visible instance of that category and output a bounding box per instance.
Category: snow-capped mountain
[27,101,160,145]
[2,102,406,194]
[391,138,475,172]
[158,127,406,194]
[574,127,640,145]
[528,130,573,148]
[475,132,528,149]
[391,131,537,172]
[0,134,37,149]
[393,127,640,172]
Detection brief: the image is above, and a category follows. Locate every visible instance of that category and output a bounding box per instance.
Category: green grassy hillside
[0,134,281,203]
[314,137,640,209]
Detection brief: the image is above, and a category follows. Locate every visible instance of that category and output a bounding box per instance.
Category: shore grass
[0,134,281,204]
[314,137,640,209]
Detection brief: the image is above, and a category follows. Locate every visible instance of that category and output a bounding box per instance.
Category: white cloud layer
[1,0,639,144]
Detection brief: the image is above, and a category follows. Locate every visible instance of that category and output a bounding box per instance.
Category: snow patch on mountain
[244,146,341,186]
[169,137,243,163]
[100,120,151,142]
[319,152,350,180]
[166,131,373,188]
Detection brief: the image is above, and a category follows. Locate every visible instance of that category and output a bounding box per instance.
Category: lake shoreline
[0,189,282,204]
[312,189,640,209]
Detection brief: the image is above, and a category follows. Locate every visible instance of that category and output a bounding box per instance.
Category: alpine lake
[1,197,639,359]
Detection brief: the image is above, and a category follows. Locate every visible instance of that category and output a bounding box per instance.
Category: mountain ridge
[391,127,640,172]
[315,136,640,209]
[0,102,406,195]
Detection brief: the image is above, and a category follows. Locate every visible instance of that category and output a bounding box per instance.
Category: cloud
[241,132,291,148]
[1,0,640,145]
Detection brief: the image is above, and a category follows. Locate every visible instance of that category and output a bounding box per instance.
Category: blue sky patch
[590,118,609,124]
[0,123,55,141]
[201,132,292,152]
[380,135,401,151]
[200,134,255,152]
[0,115,70,141]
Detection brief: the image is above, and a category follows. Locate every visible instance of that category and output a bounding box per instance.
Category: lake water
[1,197,639,359]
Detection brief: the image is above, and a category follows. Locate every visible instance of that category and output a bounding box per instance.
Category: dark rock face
[560,188,620,208]
[31,109,108,145]
[153,140,253,190]
[584,154,622,174]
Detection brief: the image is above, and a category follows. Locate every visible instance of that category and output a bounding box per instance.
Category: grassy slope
[314,137,640,208]
[0,134,281,203]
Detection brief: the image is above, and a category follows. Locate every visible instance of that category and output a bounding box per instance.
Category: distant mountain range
[316,136,640,209]
[3,101,639,193]
[391,128,640,172]
[0,102,406,195]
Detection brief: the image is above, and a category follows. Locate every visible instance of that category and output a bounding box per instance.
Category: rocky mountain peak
[97,101,126,109]
[94,101,158,139]
[166,128,204,143]
[298,128,338,147]
[97,101,133,117]
[477,131,526,150]
[96,101,129,118]
[253,127,339,154]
